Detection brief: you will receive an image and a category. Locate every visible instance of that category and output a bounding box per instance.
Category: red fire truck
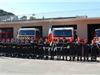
[48,27,74,43]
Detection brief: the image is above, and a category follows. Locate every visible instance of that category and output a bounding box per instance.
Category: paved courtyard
[0,57,100,75]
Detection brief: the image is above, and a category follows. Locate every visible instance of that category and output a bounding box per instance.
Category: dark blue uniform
[83,44,90,61]
[43,42,50,60]
[76,43,83,61]
[63,43,70,60]
[55,42,63,60]
[91,43,99,61]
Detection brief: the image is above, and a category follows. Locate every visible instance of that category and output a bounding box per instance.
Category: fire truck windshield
[53,30,72,37]
[19,30,35,36]
[96,30,100,37]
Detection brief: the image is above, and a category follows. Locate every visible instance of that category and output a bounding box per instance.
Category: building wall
[77,23,87,40]
[0,18,100,40]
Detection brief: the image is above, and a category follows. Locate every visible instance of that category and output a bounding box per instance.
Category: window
[95,30,100,37]
[53,30,72,37]
[19,30,35,35]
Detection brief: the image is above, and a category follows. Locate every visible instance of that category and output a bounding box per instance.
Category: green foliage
[29,16,36,20]
[0,9,14,16]
[20,16,27,20]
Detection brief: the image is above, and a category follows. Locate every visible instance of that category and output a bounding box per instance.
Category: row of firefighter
[0,38,99,61]
[0,26,100,62]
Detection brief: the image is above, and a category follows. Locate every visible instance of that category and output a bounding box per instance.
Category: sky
[0,0,100,18]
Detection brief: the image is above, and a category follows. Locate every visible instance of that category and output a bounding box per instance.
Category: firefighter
[81,40,85,61]
[76,39,83,61]
[27,44,33,59]
[37,38,44,59]
[69,40,76,61]
[2,41,7,57]
[25,44,30,59]
[56,39,63,60]
[30,39,37,59]
[50,39,57,60]
[9,38,16,57]
[21,39,30,59]
[13,38,20,58]
[73,40,78,61]
[60,39,64,60]
[18,44,23,58]
[91,39,99,61]
[1,42,4,56]
[3,39,12,57]
[17,39,26,58]
[83,39,90,61]
[0,40,3,56]
[73,39,79,61]
[11,41,17,57]
[43,38,50,60]
[63,40,70,61]
[1,39,5,56]
[32,40,38,59]
[53,39,59,60]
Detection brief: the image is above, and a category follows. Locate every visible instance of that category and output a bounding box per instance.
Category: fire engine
[17,28,41,40]
[48,27,74,43]
[95,29,100,37]
[94,29,100,43]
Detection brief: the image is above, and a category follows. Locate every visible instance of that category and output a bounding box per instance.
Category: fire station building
[0,17,100,43]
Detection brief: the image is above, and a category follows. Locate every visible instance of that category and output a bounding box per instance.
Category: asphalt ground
[0,57,100,75]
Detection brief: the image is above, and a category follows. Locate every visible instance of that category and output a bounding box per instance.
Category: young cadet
[83,39,90,61]
[30,39,38,59]
[37,38,44,59]
[43,38,50,60]
[63,39,70,60]
[50,39,57,60]
[55,39,63,60]
[76,39,83,61]
[91,39,99,61]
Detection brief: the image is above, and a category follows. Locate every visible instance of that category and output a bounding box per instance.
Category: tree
[0,9,15,22]
[29,16,36,20]
[0,9,14,16]
[29,14,36,20]
[20,16,27,20]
